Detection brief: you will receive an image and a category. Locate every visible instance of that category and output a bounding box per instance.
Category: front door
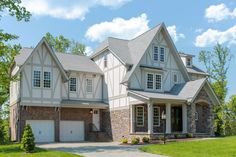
[171,106,182,132]
[92,109,100,131]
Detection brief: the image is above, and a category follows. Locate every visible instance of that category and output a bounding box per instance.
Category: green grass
[140,136,236,157]
[0,144,82,157]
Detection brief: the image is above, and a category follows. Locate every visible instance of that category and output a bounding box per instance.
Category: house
[10,23,220,143]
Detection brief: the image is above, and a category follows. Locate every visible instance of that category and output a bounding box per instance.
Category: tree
[21,124,35,152]
[199,43,233,136]
[45,32,86,55]
[224,95,236,136]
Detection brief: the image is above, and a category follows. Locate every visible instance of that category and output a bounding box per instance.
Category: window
[104,55,107,68]
[69,78,77,92]
[173,73,178,84]
[43,71,51,88]
[160,47,165,62]
[195,111,199,121]
[136,106,144,126]
[33,70,41,87]
[153,46,158,61]
[86,78,93,93]
[187,58,191,67]
[147,73,154,89]
[153,107,160,126]
[155,74,162,90]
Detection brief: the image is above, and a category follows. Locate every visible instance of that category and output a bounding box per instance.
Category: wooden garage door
[60,121,84,142]
[26,120,55,143]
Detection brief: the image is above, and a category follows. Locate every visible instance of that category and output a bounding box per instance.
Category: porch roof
[61,100,108,109]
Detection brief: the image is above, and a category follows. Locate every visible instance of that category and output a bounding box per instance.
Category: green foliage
[174,134,180,139]
[158,135,165,141]
[21,124,35,153]
[45,32,86,55]
[186,133,193,138]
[131,137,140,145]
[142,136,150,143]
[0,120,9,144]
[224,95,236,136]
[120,137,128,144]
[199,43,233,136]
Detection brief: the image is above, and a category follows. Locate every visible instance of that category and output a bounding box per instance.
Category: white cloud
[85,13,149,42]
[195,25,236,47]
[21,0,130,20]
[205,3,236,22]
[85,46,93,55]
[167,25,185,42]
[195,28,203,33]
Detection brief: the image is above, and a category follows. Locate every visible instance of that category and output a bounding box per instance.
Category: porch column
[182,104,187,133]
[147,102,153,134]
[130,105,135,133]
[166,103,171,134]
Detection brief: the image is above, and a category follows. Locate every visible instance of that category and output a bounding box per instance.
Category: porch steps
[87,131,112,142]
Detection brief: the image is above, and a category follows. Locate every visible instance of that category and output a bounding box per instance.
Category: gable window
[173,73,178,84]
[195,111,199,121]
[160,47,165,62]
[155,74,162,90]
[33,70,41,87]
[147,73,154,89]
[153,46,159,61]
[153,107,160,126]
[187,58,191,67]
[69,78,77,92]
[136,106,144,126]
[43,71,51,88]
[86,78,93,93]
[104,55,107,68]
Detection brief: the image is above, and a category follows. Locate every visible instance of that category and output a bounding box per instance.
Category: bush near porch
[139,136,236,157]
[0,144,82,157]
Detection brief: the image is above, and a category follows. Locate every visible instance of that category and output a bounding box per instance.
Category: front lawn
[140,136,236,157]
[0,144,82,157]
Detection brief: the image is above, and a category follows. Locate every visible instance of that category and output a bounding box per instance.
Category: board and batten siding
[93,50,129,110]
[20,43,62,106]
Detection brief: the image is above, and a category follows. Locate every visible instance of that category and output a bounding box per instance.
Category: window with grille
[69,78,77,92]
[136,106,144,126]
[160,47,165,62]
[33,70,41,87]
[153,46,158,61]
[155,74,162,90]
[43,71,51,88]
[153,107,160,126]
[147,73,154,89]
[86,78,93,93]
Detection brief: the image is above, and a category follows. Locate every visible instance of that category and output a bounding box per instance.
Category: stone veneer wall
[153,104,165,133]
[9,104,19,141]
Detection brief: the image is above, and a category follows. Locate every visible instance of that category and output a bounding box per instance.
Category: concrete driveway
[38,142,166,157]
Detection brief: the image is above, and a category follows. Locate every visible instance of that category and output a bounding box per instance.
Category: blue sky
[1,0,235,99]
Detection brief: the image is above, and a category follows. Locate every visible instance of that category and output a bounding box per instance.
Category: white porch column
[166,103,171,134]
[147,102,153,134]
[182,104,187,133]
[130,105,135,133]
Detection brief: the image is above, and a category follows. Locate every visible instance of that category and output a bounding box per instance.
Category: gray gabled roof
[187,65,209,76]
[15,47,103,75]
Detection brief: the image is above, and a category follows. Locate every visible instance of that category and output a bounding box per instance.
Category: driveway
[38,142,166,157]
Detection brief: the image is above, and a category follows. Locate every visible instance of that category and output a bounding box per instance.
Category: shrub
[21,124,35,153]
[186,133,193,138]
[120,137,128,144]
[0,120,10,144]
[142,137,150,143]
[158,135,165,141]
[174,134,180,139]
[131,137,140,145]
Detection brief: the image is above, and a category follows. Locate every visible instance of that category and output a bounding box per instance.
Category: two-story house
[10,23,220,143]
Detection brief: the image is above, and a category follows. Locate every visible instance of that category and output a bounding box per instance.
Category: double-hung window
[160,47,165,62]
[136,106,144,126]
[155,74,162,90]
[33,70,41,87]
[43,71,51,88]
[86,78,93,93]
[153,107,160,126]
[69,78,77,92]
[147,74,154,89]
[146,73,162,91]
[153,46,158,61]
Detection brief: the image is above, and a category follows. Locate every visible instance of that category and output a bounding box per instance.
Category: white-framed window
[155,74,162,90]
[153,107,160,126]
[173,73,178,84]
[186,58,192,67]
[160,47,165,62]
[33,70,41,87]
[136,106,144,127]
[147,73,154,89]
[69,77,77,92]
[195,111,199,121]
[43,71,51,88]
[86,78,93,93]
[104,55,107,68]
[153,46,159,61]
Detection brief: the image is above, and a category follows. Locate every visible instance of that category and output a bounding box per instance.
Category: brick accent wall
[153,104,165,133]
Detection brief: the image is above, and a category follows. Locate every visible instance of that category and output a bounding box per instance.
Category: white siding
[10,80,20,105]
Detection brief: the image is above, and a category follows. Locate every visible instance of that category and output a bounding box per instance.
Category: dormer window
[186,58,192,67]
[153,46,165,62]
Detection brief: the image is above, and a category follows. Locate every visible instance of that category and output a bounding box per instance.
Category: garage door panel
[60,121,84,142]
[26,120,55,143]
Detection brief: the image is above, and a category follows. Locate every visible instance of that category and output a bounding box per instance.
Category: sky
[1,0,235,99]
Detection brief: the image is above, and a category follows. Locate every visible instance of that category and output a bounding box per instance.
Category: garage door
[60,121,84,142]
[26,120,55,143]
